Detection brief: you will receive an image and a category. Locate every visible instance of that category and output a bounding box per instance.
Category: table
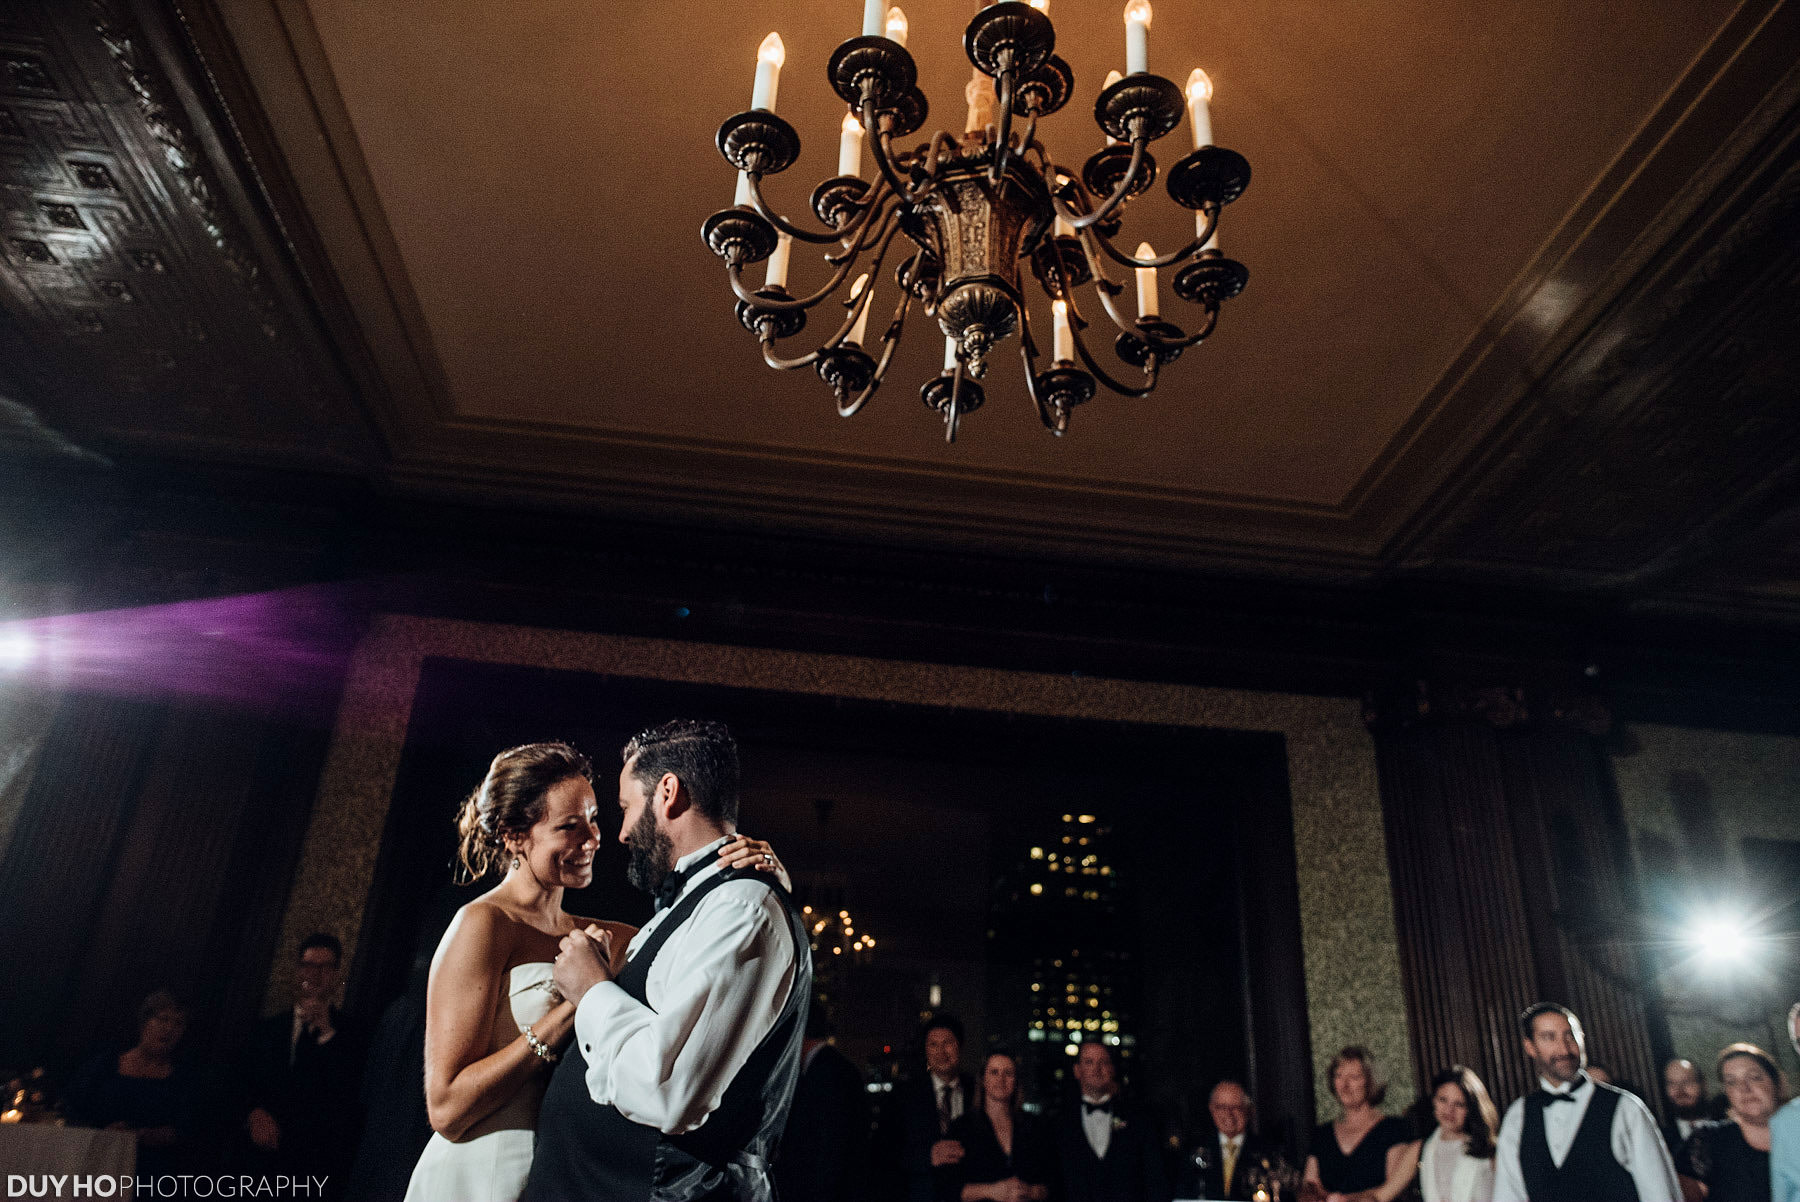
[0,1122,136,1178]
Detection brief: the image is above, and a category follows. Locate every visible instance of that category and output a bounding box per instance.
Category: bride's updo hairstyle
[454,741,594,883]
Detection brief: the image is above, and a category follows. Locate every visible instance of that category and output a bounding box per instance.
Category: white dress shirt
[1081,1094,1116,1160]
[1493,1074,1678,1202]
[572,837,798,1135]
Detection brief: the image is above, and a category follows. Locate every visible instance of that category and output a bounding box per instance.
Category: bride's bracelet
[524,1028,559,1065]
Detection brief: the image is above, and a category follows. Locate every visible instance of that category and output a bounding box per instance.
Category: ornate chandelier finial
[702,0,1251,442]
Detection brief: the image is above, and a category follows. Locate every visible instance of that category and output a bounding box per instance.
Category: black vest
[1519,1081,1640,1202]
[523,863,811,1202]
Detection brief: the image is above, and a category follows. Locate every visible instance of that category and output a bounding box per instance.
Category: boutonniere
[1111,1115,1128,1132]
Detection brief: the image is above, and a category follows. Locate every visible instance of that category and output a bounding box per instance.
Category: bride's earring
[510,854,521,872]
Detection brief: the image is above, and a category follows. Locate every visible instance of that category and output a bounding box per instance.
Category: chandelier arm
[745,172,874,246]
[915,130,961,182]
[862,99,943,205]
[1085,206,1219,270]
[1018,338,1063,430]
[944,362,970,443]
[1050,137,1149,231]
[759,338,826,372]
[837,291,915,417]
[1090,268,1220,349]
[840,195,905,261]
[1060,285,1160,398]
[820,221,905,348]
[990,71,1018,182]
[728,210,908,312]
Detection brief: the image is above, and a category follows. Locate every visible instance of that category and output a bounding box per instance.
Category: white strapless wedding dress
[403,962,559,1202]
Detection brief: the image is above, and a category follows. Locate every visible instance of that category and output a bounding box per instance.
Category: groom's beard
[625,805,675,894]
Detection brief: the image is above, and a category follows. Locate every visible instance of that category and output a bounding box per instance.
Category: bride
[403,741,789,1202]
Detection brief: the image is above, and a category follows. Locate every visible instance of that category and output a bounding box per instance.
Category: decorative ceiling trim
[172,0,1800,583]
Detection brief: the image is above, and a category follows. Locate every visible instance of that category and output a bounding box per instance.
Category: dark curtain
[1374,698,1666,1113]
[0,691,331,1079]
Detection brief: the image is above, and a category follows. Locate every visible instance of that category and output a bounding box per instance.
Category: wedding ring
[763,853,774,866]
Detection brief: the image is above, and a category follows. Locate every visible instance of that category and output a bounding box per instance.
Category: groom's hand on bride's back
[552,926,615,1007]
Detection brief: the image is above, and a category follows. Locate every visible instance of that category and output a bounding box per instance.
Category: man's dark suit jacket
[242,1007,366,1196]
[880,1070,975,1202]
[775,1042,872,1202]
[1180,1131,1281,1201]
[1056,1097,1171,1202]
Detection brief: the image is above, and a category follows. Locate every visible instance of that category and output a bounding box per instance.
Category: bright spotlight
[0,629,36,670]
[1684,910,1756,968]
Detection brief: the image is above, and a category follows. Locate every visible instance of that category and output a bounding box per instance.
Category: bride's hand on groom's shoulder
[719,834,792,892]
[552,926,614,1007]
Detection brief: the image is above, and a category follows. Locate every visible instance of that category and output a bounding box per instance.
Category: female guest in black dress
[949,1050,1054,1202]
[1303,1046,1418,1202]
[1676,1042,1782,1202]
[65,989,199,1178]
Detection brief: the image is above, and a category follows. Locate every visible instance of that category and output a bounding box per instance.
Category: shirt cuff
[572,979,638,1058]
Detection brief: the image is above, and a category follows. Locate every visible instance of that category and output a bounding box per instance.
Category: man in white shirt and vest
[1493,1002,1678,1202]
[523,720,810,1202]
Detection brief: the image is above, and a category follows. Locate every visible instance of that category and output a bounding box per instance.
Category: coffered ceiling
[4,0,1800,613]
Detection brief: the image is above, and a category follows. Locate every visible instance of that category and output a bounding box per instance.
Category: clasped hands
[552,924,615,1007]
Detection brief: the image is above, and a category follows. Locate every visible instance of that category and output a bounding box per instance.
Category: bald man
[1189,1080,1278,1201]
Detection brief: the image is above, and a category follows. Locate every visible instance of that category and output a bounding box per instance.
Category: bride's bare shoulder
[434,896,525,961]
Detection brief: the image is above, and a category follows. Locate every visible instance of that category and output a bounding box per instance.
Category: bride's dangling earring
[510,854,521,872]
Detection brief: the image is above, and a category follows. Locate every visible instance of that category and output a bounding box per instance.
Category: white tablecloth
[0,1122,136,1178]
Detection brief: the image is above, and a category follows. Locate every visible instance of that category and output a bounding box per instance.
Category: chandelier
[701,0,1251,441]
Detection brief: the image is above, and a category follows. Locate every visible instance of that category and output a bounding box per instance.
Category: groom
[522,719,811,1202]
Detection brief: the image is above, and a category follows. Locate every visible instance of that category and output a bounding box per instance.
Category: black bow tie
[653,846,723,911]
[1084,1100,1112,1115]
[1537,1090,1578,1105]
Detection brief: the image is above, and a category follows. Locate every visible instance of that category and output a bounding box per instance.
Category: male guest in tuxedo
[242,932,367,1199]
[1657,1057,1718,1161]
[774,1007,872,1202]
[1186,1080,1277,1201]
[1059,1040,1170,1202]
[522,720,811,1202]
[1493,1002,1678,1202]
[881,1013,975,1202]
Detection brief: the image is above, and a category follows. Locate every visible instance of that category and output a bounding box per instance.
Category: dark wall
[0,692,333,1078]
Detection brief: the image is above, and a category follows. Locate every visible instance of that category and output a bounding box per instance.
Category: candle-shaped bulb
[1052,298,1073,363]
[847,273,872,345]
[885,6,908,46]
[1185,67,1213,149]
[765,233,793,290]
[1134,241,1158,319]
[1102,70,1125,143]
[839,111,865,178]
[1029,0,1049,10]
[965,70,995,134]
[751,33,785,111]
[1124,0,1152,74]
